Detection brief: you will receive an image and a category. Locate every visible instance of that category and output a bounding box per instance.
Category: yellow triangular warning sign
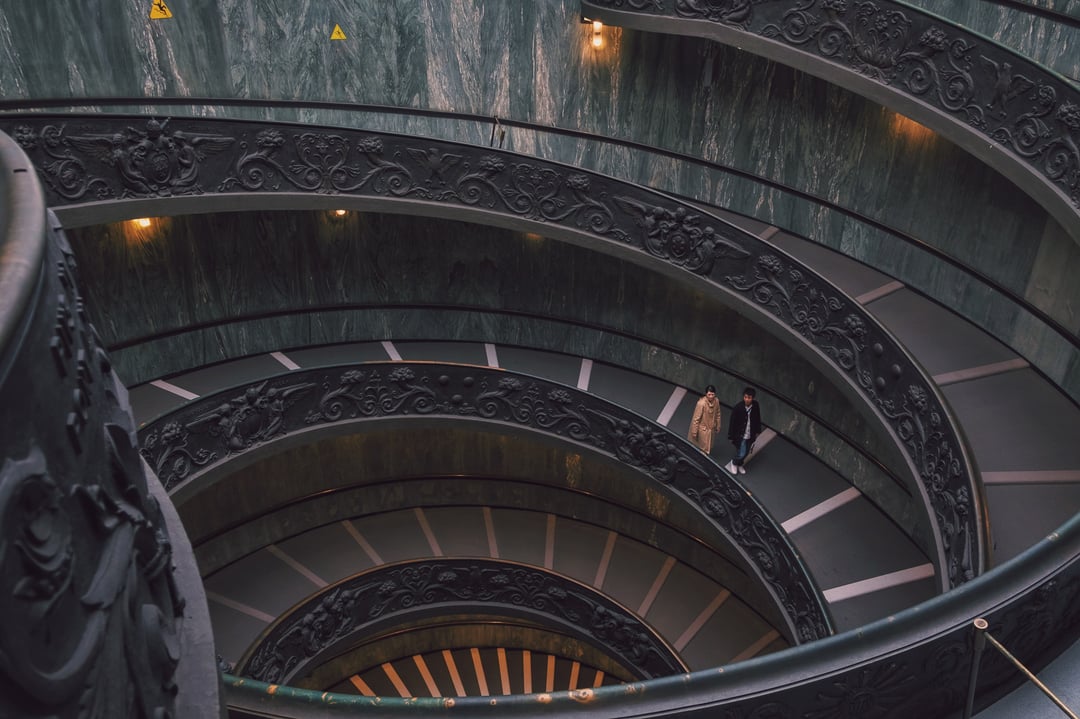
[330,24,346,40]
[149,0,173,19]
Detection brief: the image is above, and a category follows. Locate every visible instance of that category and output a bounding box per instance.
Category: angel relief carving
[65,118,234,197]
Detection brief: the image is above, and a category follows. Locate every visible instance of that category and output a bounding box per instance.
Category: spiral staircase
[2,1,1080,717]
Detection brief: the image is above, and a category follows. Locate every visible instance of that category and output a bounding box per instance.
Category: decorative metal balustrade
[1,99,1078,717]
[137,361,829,643]
[223,515,1080,717]
[2,114,984,590]
[0,133,208,718]
[234,558,687,686]
[582,0,1080,241]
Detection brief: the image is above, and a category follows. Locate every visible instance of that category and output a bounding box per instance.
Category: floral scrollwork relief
[615,199,751,274]
[587,0,1080,208]
[221,131,414,195]
[11,124,112,202]
[141,363,830,641]
[728,251,972,583]
[241,560,683,684]
[675,0,754,28]
[139,421,218,491]
[5,115,986,589]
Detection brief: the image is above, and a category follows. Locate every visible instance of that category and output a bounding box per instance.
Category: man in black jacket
[725,387,762,475]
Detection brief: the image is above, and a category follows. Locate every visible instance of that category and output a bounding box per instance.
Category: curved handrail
[7,113,985,586]
[123,304,915,500]
[138,361,831,642]
[226,512,1080,716]
[1,98,1074,358]
[234,558,688,685]
[0,133,198,716]
[582,0,1080,243]
[0,130,46,387]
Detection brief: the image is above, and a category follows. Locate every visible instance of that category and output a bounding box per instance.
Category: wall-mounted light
[333,209,348,216]
[121,216,165,246]
[582,16,604,50]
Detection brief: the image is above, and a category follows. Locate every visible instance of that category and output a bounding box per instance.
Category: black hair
[743,386,756,398]
[705,384,716,394]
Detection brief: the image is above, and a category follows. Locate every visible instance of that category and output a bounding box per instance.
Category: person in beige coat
[688,384,721,454]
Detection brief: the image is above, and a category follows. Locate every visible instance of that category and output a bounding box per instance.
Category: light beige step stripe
[823,564,935,603]
[933,358,1029,386]
[413,655,441,697]
[674,589,730,651]
[150,379,199,400]
[270,351,299,370]
[267,545,327,588]
[205,591,275,623]
[442,650,466,697]
[341,520,384,565]
[982,470,1080,485]
[656,387,687,426]
[856,280,904,304]
[782,487,862,534]
[637,557,676,616]
[730,630,781,663]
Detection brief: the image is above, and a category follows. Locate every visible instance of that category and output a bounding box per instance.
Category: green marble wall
[66,210,924,552]
[902,0,1080,82]
[1,0,1076,399]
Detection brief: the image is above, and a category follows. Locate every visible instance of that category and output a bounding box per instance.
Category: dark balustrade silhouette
[138,361,830,642]
[3,114,984,589]
[583,0,1080,239]
[236,559,687,685]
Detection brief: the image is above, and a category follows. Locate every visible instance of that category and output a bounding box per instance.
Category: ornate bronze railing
[3,114,985,587]
[582,0,1080,241]
[137,361,830,642]
[235,558,687,685]
[224,512,1080,716]
[0,95,1074,363]
[0,132,214,718]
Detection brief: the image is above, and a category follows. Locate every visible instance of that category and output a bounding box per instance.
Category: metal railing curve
[582,0,1080,243]
[233,558,689,686]
[5,113,986,587]
[223,512,1080,717]
[138,361,831,642]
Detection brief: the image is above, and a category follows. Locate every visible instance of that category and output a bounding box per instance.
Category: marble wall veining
[903,0,1080,83]
[0,0,1077,397]
[64,208,923,552]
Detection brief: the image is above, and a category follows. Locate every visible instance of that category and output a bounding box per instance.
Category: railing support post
[965,616,1078,718]
[963,617,989,719]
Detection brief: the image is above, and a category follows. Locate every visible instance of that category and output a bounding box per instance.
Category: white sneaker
[725,461,737,473]
[738,465,746,475]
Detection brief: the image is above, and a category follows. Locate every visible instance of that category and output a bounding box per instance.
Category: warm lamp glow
[334,209,348,216]
[120,216,166,246]
[592,20,602,32]
[591,20,603,48]
[889,112,934,142]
